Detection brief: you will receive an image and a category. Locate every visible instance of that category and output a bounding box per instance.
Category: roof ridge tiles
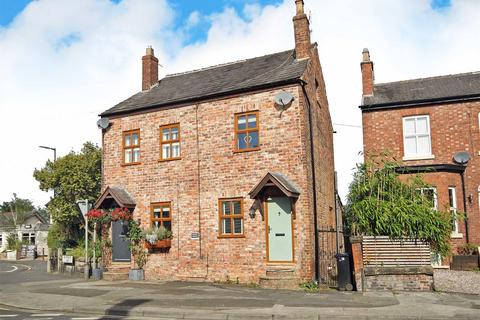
[374,70,480,87]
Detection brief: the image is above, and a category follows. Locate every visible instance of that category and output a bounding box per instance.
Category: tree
[0,193,35,231]
[345,156,452,257]
[33,142,102,226]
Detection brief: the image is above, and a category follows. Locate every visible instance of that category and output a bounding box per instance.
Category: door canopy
[94,186,136,210]
[249,172,300,199]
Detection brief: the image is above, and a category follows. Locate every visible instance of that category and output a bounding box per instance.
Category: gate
[318,226,345,287]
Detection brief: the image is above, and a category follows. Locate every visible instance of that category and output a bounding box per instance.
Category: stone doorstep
[259,276,300,290]
[265,268,296,278]
[103,271,129,281]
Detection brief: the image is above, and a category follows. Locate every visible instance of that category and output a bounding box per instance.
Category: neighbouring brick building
[360,48,480,261]
[95,0,336,286]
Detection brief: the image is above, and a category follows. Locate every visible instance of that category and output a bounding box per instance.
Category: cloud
[1,0,479,206]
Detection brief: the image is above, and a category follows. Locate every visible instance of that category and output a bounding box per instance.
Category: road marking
[0,265,18,273]
[0,315,18,317]
[31,314,62,317]
[0,307,11,310]
[72,318,101,320]
[18,264,33,271]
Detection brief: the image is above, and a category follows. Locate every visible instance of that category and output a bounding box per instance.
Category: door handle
[268,226,272,233]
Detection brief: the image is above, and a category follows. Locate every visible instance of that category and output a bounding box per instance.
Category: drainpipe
[300,81,320,283]
[460,171,470,243]
[195,104,203,258]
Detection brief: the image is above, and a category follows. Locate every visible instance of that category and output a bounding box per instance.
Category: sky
[0,0,478,207]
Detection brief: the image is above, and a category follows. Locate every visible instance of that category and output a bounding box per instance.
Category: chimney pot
[295,0,304,15]
[362,48,370,62]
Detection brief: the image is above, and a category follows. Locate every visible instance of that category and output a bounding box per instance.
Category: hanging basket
[144,239,172,249]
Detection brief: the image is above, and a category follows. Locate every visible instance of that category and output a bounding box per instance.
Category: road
[0,259,61,284]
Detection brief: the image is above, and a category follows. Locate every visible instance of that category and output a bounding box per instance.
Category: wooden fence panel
[362,236,431,267]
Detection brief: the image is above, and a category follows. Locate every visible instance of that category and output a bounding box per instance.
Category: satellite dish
[274,91,294,108]
[97,117,110,130]
[453,151,471,165]
[274,92,294,118]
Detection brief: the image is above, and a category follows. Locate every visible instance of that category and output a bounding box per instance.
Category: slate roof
[249,172,301,199]
[94,186,136,209]
[361,71,480,110]
[101,49,308,117]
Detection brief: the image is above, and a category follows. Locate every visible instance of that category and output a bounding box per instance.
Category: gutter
[100,78,303,118]
[300,81,320,283]
[360,93,480,112]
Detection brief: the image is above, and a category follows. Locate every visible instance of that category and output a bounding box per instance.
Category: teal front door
[267,197,294,262]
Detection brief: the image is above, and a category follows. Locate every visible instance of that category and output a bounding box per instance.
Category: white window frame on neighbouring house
[448,187,462,238]
[418,187,438,210]
[402,115,433,160]
[0,234,2,246]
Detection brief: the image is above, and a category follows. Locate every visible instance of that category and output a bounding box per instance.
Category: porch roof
[248,172,300,199]
[94,186,136,209]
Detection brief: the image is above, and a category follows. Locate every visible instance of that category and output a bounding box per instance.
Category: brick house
[360,48,480,261]
[95,0,336,286]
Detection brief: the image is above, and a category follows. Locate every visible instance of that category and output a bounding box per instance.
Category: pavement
[0,260,479,319]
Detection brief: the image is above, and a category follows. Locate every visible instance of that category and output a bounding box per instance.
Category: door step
[103,271,129,281]
[259,276,300,290]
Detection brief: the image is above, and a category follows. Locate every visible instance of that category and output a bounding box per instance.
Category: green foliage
[299,280,320,292]
[47,223,67,249]
[0,193,35,230]
[127,220,147,269]
[142,225,172,244]
[457,243,480,255]
[345,156,452,257]
[6,233,22,251]
[33,142,101,226]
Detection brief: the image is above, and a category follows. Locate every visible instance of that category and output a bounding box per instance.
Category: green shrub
[47,223,67,249]
[6,233,21,250]
[457,243,480,255]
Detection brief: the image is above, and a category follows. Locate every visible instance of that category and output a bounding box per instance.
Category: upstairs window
[403,115,432,158]
[151,202,172,232]
[235,111,259,152]
[123,129,140,164]
[160,124,180,161]
[219,198,244,237]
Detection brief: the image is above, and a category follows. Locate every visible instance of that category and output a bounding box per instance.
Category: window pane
[163,220,172,231]
[233,201,241,215]
[124,135,131,147]
[417,135,431,155]
[222,202,231,215]
[162,128,170,141]
[222,218,232,234]
[233,218,243,234]
[237,133,247,150]
[153,221,160,228]
[237,116,247,130]
[153,209,161,219]
[404,137,416,156]
[162,207,170,218]
[133,148,140,162]
[132,133,139,146]
[172,142,180,158]
[404,118,415,135]
[125,149,132,163]
[162,144,170,159]
[171,127,179,140]
[249,131,259,148]
[247,114,257,128]
[448,188,455,208]
[423,189,436,209]
[416,117,428,134]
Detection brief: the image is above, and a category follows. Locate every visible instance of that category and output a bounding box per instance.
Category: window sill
[233,147,260,154]
[450,232,463,239]
[402,155,435,161]
[158,157,182,163]
[121,162,142,167]
[218,234,245,239]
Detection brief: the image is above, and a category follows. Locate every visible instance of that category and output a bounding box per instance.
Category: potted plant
[143,226,172,250]
[6,233,21,261]
[451,243,480,271]
[127,219,147,281]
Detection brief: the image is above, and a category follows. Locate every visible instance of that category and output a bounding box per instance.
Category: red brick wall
[362,100,480,247]
[102,76,335,283]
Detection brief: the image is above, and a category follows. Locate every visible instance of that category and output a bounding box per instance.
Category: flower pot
[6,250,19,261]
[144,239,172,249]
[92,268,103,280]
[451,255,480,271]
[129,269,144,281]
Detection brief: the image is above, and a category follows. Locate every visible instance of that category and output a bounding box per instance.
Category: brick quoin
[360,49,480,258]
[100,0,335,284]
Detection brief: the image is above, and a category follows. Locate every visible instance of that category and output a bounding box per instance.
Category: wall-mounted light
[468,194,473,204]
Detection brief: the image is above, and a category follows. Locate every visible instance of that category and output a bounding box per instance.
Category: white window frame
[402,115,434,160]
[449,187,462,238]
[418,187,438,210]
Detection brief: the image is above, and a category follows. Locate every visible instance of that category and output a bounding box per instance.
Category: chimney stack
[142,46,158,91]
[293,0,311,59]
[361,48,374,96]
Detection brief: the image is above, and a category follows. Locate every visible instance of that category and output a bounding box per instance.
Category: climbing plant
[345,155,452,257]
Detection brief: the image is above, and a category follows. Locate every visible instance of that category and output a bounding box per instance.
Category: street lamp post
[39,145,57,225]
